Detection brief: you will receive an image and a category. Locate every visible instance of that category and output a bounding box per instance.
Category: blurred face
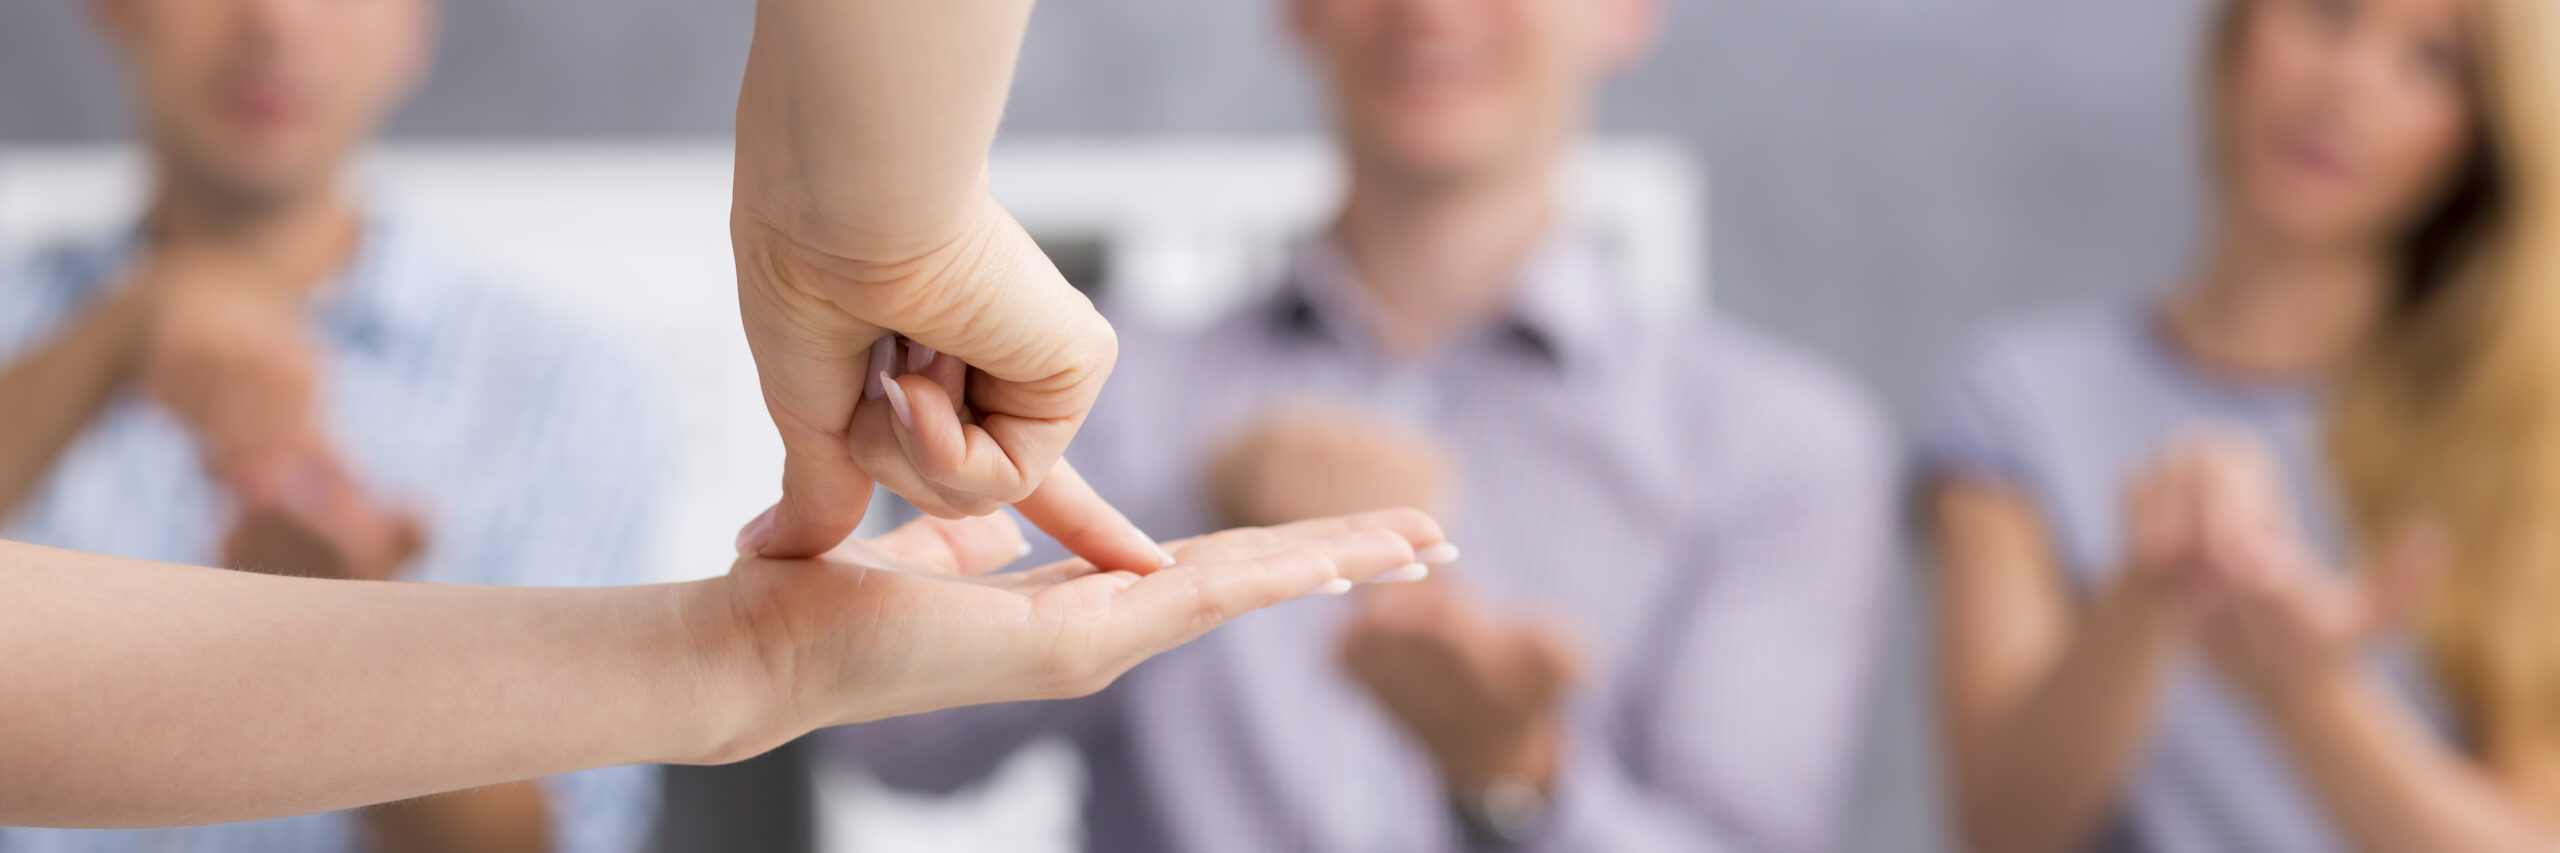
[2219,0,2478,251]
[1292,0,1654,191]
[94,0,433,209]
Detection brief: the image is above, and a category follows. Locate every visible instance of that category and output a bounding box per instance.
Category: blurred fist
[2125,433,2449,697]
[118,245,422,581]
[2123,430,2299,604]
[136,264,329,478]
[1340,576,1580,791]
[1208,408,1457,529]
[220,452,425,582]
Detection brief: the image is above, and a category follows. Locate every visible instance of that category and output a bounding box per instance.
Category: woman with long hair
[1927,0,2560,849]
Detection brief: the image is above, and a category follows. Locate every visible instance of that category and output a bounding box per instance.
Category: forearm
[361,781,549,853]
[0,541,765,828]
[734,0,1033,254]
[1954,574,2183,853]
[0,287,149,518]
[2262,667,2559,853]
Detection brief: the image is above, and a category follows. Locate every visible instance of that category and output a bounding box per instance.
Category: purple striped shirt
[832,233,1896,852]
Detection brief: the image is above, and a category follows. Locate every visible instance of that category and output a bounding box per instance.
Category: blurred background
[0,1,2231,851]
[0,0,2218,414]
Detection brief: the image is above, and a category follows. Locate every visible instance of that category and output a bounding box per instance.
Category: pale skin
[0,507,1442,828]
[1936,0,2560,850]
[0,0,1451,829]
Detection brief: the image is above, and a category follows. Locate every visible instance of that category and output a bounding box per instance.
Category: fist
[1208,408,1457,529]
[221,453,425,582]
[1340,578,1580,791]
[2124,430,2298,600]
[140,280,328,477]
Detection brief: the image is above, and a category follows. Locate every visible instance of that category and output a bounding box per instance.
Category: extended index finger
[1012,459,1171,576]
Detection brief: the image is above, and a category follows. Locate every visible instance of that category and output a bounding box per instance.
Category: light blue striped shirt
[0,218,667,853]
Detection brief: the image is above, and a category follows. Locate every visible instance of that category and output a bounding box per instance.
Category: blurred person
[0,0,668,849]
[0,0,1452,832]
[829,0,1898,849]
[1928,0,2560,849]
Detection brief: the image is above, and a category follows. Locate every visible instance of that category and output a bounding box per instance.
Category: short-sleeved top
[1922,300,2454,852]
[0,218,667,853]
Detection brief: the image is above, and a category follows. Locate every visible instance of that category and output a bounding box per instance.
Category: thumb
[757,448,878,559]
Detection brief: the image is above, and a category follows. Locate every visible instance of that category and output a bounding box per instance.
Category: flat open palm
[718,506,1445,733]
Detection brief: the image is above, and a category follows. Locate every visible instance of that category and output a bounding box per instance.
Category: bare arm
[0,509,1443,829]
[2256,668,2560,852]
[2163,438,2560,852]
[733,0,1028,257]
[1933,481,2181,853]
[0,542,737,828]
[0,286,148,519]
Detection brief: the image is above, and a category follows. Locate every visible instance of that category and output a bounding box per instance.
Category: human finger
[1012,459,1172,576]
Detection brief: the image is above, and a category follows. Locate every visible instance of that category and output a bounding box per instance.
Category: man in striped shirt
[0,1,660,850]
[829,0,1897,850]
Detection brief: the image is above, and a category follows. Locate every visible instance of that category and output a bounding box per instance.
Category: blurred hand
[124,247,422,582]
[135,255,331,479]
[2141,435,2446,699]
[712,506,1447,737]
[220,452,425,582]
[1339,574,1580,793]
[2120,430,2305,621]
[1208,408,1458,529]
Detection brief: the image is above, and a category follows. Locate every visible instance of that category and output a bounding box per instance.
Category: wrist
[1446,725,1564,848]
[662,577,799,765]
[1441,721,1564,796]
[2247,648,2366,723]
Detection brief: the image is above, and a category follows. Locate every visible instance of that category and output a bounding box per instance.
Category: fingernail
[879,371,915,430]
[907,340,938,372]
[863,337,896,400]
[1415,543,1461,565]
[1317,578,1355,596]
[735,504,777,554]
[1152,539,1178,569]
[1372,563,1430,584]
[1017,539,1035,560]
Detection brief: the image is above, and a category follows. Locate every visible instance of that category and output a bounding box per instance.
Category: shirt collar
[1268,228,1621,370]
[312,214,438,355]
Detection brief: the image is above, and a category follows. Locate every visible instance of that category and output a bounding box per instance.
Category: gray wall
[0,2,2228,848]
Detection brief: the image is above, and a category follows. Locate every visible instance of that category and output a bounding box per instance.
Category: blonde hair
[2217,0,2560,802]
